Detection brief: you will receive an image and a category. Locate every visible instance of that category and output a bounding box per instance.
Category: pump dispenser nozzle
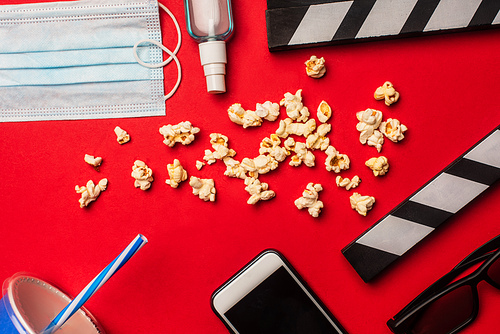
[199,40,226,94]
[184,0,233,94]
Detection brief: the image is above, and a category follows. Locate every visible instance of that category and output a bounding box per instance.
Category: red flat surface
[1,0,500,333]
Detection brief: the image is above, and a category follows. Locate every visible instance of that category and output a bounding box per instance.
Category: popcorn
[203,150,217,165]
[316,100,332,123]
[196,160,205,170]
[114,126,130,144]
[223,157,247,179]
[159,121,200,147]
[227,103,262,128]
[209,132,228,146]
[374,81,400,106]
[367,130,384,152]
[280,90,310,122]
[379,118,408,142]
[255,101,280,122]
[165,159,188,188]
[276,118,316,138]
[336,175,361,190]
[75,178,107,208]
[350,192,375,216]
[244,177,276,205]
[306,123,331,151]
[356,108,383,145]
[289,141,315,167]
[253,155,279,174]
[294,183,324,217]
[275,118,290,138]
[203,134,236,164]
[365,156,389,176]
[325,146,350,173]
[84,154,102,169]
[227,103,246,125]
[259,134,288,162]
[305,56,326,78]
[131,160,153,190]
[228,100,280,127]
[189,176,216,202]
[283,137,296,154]
[241,155,279,178]
[357,108,383,129]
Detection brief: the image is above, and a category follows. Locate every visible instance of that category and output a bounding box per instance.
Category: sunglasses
[387,234,500,334]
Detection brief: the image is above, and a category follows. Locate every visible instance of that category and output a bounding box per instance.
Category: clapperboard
[266,0,500,50]
[342,125,500,282]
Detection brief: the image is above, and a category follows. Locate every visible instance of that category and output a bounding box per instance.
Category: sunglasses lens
[410,285,474,334]
[487,256,500,285]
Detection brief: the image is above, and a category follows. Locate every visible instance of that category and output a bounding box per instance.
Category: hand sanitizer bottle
[184,0,233,94]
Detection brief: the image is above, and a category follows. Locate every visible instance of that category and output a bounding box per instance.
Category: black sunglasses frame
[387,234,500,334]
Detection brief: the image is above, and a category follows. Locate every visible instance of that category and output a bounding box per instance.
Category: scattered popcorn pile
[74,67,408,219]
[185,89,349,216]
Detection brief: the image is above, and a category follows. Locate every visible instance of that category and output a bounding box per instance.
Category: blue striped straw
[43,234,148,334]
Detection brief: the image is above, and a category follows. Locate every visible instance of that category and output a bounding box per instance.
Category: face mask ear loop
[133,2,182,101]
[158,2,181,66]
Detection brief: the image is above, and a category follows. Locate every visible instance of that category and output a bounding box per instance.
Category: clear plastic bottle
[184,0,233,94]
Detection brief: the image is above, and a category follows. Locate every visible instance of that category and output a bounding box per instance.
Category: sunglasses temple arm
[395,259,480,316]
[454,236,500,270]
[392,235,500,326]
[396,244,498,316]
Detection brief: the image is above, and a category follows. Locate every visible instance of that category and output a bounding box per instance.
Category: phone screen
[224,266,342,334]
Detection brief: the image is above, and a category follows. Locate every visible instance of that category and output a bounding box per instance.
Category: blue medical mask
[0,0,181,122]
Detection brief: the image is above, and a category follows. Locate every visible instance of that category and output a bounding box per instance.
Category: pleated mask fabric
[0,0,170,122]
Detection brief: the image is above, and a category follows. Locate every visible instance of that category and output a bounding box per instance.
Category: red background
[0,0,499,333]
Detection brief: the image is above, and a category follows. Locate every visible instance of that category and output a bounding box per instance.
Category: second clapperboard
[266,0,500,50]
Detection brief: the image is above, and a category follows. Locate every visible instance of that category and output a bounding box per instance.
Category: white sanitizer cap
[199,40,227,94]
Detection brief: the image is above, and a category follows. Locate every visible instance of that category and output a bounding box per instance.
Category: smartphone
[211,249,348,334]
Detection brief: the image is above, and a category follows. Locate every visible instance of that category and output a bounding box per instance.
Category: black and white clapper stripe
[342,125,500,283]
[266,0,500,50]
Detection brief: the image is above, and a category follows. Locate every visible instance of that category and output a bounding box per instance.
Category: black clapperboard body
[266,0,500,51]
[343,125,500,282]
